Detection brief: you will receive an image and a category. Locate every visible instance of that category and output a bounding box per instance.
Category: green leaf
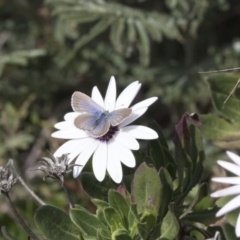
[112,229,132,240]
[34,205,80,240]
[158,168,173,222]
[108,189,130,219]
[128,205,138,236]
[148,120,169,150]
[103,207,125,232]
[70,208,108,239]
[200,114,240,141]
[207,74,240,98]
[97,229,111,240]
[135,20,150,66]
[140,211,157,236]
[149,139,166,169]
[180,183,207,219]
[222,223,240,240]
[1,226,17,240]
[91,199,109,209]
[182,207,220,225]
[137,222,149,240]
[80,172,115,200]
[160,210,179,239]
[110,18,125,52]
[131,163,161,215]
[212,91,240,124]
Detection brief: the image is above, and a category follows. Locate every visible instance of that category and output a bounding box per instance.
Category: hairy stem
[62,182,75,208]
[9,159,45,206]
[4,192,40,240]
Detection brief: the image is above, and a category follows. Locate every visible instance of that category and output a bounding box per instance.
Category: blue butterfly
[71,92,132,137]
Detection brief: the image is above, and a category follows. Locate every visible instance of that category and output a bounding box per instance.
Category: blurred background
[1,0,240,238]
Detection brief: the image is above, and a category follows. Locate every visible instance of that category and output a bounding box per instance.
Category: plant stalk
[9,159,45,206]
[62,182,75,208]
[4,192,40,240]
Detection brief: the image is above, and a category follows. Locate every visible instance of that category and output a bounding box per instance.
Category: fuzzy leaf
[80,172,115,200]
[149,139,166,169]
[103,207,124,232]
[34,205,80,240]
[182,207,220,225]
[148,120,169,150]
[112,229,132,240]
[131,163,161,215]
[160,209,179,239]
[70,208,109,239]
[108,189,130,219]
[222,223,239,240]
[158,168,173,222]
[200,114,240,140]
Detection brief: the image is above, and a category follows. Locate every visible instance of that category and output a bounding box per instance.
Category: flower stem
[4,192,40,240]
[9,159,45,206]
[62,182,75,208]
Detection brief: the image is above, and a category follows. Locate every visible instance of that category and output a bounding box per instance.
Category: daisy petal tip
[215,211,223,218]
[210,192,218,198]
[151,131,159,139]
[94,170,106,182]
[112,176,122,184]
[51,132,58,138]
[73,166,83,178]
[110,76,116,82]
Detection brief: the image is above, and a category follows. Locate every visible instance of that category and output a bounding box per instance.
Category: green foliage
[31,118,223,239]
[0,49,46,76]
[47,0,179,67]
[35,205,80,240]
[200,74,240,149]
[0,95,36,159]
[1,0,239,239]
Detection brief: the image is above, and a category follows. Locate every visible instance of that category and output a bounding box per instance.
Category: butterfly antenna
[223,78,240,104]
[199,67,240,74]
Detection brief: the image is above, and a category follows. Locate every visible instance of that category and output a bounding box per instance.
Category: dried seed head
[0,166,18,194]
[32,153,79,184]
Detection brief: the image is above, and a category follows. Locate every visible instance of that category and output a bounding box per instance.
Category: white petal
[217,160,240,176]
[131,97,158,110]
[92,143,107,181]
[107,142,122,183]
[73,140,100,178]
[54,121,73,130]
[91,86,104,108]
[211,185,240,198]
[236,213,240,237]
[211,177,240,185]
[119,107,148,127]
[68,138,95,163]
[115,82,141,109]
[226,151,240,166]
[111,142,135,167]
[54,139,84,157]
[51,128,89,139]
[122,125,158,139]
[114,131,139,150]
[64,112,80,121]
[105,76,116,111]
[216,195,240,217]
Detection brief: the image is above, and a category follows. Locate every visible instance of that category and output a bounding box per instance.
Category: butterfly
[71,92,132,137]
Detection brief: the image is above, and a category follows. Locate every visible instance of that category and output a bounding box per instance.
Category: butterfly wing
[109,108,132,126]
[71,92,104,114]
[74,113,111,137]
[74,114,99,131]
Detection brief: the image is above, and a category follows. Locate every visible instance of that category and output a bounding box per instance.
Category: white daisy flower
[51,76,158,183]
[211,151,240,237]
